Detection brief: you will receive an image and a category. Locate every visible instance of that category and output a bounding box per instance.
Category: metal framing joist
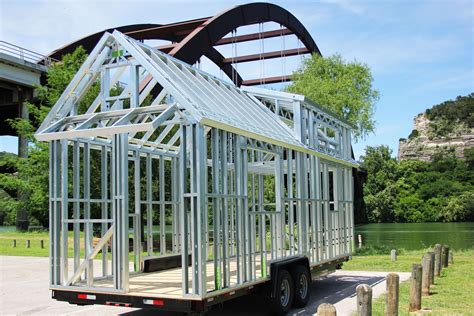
[37,30,355,301]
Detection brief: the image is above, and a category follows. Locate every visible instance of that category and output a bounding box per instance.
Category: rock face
[398,113,474,161]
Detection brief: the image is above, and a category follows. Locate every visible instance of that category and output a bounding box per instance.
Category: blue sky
[1,0,473,159]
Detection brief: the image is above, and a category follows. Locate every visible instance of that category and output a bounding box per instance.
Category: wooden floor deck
[90,256,265,299]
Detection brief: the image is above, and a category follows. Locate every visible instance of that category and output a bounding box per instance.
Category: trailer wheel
[270,269,294,315]
[290,265,311,307]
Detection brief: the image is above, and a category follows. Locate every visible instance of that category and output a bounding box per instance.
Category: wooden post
[358,234,362,248]
[448,250,454,264]
[434,244,442,277]
[317,303,337,316]
[409,264,422,312]
[356,284,372,316]
[442,245,449,268]
[422,254,431,296]
[391,249,397,262]
[13,239,16,248]
[40,240,44,249]
[385,273,399,316]
[26,240,30,248]
[428,251,435,285]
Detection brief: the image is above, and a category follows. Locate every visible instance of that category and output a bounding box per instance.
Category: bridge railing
[0,40,58,66]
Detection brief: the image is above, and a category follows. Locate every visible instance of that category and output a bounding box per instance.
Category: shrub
[440,192,474,222]
[354,245,396,256]
[408,129,419,139]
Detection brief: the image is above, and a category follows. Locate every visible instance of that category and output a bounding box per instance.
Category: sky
[0,0,473,159]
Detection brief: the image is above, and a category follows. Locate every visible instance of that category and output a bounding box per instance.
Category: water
[355,222,474,250]
[0,226,16,233]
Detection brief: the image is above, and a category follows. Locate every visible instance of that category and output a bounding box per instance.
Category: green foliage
[394,194,430,222]
[287,54,379,141]
[360,145,398,222]
[407,129,419,139]
[440,191,474,222]
[361,145,473,223]
[0,47,97,227]
[425,93,473,138]
[353,245,393,256]
[425,93,474,127]
[465,147,474,169]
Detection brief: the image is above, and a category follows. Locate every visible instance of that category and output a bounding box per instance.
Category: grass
[0,229,170,258]
[344,247,474,315]
[0,230,50,256]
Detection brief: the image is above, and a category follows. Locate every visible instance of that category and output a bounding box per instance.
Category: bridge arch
[48,3,320,86]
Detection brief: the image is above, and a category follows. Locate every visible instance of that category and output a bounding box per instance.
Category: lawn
[0,230,50,256]
[0,228,171,258]
[343,248,474,315]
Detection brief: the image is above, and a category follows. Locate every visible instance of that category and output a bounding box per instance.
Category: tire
[290,265,311,308]
[269,269,294,316]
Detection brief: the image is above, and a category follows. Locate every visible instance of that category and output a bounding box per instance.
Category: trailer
[35,30,357,315]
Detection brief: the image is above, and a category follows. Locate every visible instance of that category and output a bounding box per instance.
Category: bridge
[0,41,56,155]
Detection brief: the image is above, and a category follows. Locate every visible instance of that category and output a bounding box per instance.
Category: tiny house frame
[36,31,357,310]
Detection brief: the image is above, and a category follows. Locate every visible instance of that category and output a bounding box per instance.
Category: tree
[287,54,379,141]
[359,144,473,223]
[360,145,398,222]
[440,192,474,222]
[0,47,92,228]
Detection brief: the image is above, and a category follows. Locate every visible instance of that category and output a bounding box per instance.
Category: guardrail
[0,40,58,66]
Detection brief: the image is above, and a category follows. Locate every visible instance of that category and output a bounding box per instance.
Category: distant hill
[398,93,474,161]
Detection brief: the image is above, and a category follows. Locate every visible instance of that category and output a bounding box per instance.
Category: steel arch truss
[48,3,320,88]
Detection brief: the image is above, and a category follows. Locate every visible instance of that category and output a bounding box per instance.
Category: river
[2,222,473,250]
[355,222,474,250]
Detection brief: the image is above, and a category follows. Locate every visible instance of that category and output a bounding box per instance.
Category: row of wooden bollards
[11,239,45,248]
[317,244,454,315]
[410,244,453,312]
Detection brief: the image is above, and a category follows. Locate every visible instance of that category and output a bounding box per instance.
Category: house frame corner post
[49,140,61,286]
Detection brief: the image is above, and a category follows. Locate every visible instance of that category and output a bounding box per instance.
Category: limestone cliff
[398,94,474,161]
